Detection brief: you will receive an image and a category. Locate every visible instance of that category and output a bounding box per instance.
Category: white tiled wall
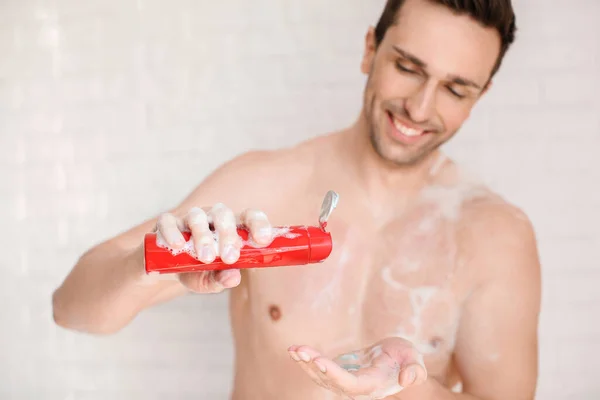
[1,0,598,399]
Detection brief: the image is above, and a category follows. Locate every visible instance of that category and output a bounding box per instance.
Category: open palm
[288,337,427,399]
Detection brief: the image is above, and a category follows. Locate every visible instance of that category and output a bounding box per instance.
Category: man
[52,0,541,399]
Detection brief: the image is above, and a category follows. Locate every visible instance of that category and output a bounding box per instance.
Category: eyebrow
[392,45,483,90]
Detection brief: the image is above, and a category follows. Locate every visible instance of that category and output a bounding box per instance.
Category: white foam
[209,203,236,230]
[380,267,446,356]
[241,226,302,248]
[243,209,268,223]
[420,165,489,222]
[452,382,463,393]
[420,185,464,221]
[367,345,383,361]
[186,206,208,226]
[404,258,422,272]
[331,342,408,400]
[381,266,407,291]
[155,225,307,260]
[415,341,439,355]
[155,229,217,258]
[416,216,437,233]
[411,287,437,311]
[353,345,404,399]
[270,226,291,237]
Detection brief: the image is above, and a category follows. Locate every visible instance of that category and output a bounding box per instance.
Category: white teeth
[393,117,423,137]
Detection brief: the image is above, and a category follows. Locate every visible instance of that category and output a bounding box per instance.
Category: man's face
[361,0,501,166]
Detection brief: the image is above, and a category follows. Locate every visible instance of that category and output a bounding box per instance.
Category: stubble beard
[364,91,452,167]
[366,103,439,168]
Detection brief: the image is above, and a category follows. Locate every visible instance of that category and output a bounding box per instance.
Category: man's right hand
[154,203,273,293]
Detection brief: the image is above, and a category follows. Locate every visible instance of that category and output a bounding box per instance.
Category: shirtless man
[52,0,541,399]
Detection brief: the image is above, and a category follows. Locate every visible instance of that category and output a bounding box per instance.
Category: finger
[156,213,186,249]
[332,348,395,393]
[288,347,331,390]
[290,346,359,391]
[178,269,241,293]
[291,345,322,363]
[297,356,324,381]
[380,338,425,369]
[398,362,427,387]
[316,354,403,398]
[185,207,217,263]
[288,345,326,373]
[239,208,272,246]
[214,269,241,288]
[377,340,427,389]
[178,271,222,293]
[209,203,242,264]
[313,356,369,392]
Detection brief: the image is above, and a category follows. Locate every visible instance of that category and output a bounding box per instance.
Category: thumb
[398,362,428,388]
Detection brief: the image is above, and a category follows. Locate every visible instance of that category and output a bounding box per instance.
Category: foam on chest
[360,179,491,358]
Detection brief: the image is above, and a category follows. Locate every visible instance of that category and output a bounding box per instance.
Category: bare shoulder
[430,157,540,281]
[459,188,541,283]
[430,158,537,245]
[462,191,534,239]
[432,159,537,254]
[174,133,334,213]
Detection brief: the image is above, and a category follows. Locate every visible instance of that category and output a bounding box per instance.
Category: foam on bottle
[154,226,304,259]
[155,230,218,258]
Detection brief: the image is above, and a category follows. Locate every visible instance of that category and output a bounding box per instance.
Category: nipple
[268,305,282,321]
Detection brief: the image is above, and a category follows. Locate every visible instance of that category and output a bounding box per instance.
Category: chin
[371,137,428,166]
[370,133,430,167]
[387,152,430,167]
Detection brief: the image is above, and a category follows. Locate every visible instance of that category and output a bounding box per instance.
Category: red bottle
[144,191,339,275]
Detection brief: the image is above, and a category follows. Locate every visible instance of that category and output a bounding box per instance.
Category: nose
[405,81,437,123]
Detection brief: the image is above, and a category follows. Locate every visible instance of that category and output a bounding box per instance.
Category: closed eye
[396,57,469,99]
[395,61,418,74]
[447,86,466,99]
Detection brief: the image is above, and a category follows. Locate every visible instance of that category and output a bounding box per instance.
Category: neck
[337,113,446,210]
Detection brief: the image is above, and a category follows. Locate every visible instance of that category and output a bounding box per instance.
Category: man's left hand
[288,337,427,399]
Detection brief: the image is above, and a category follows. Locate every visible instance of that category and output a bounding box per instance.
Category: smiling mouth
[385,111,432,144]
[388,111,427,136]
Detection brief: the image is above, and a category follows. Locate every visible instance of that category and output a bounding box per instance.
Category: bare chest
[240,199,468,374]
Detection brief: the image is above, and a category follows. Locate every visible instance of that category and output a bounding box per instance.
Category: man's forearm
[52,243,183,334]
[394,378,480,400]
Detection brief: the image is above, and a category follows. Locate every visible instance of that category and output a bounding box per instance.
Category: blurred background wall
[1,0,598,398]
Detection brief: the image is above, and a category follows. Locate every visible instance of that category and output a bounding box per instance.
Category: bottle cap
[319,190,339,230]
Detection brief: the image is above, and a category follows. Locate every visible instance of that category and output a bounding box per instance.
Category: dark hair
[374,0,517,78]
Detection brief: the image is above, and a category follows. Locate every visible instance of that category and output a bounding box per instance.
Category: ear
[360,26,378,75]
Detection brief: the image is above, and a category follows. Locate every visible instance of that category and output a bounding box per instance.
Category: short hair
[374,0,517,78]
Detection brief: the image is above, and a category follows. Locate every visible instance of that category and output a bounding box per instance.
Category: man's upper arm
[174,149,279,214]
[453,204,542,400]
[111,149,279,250]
